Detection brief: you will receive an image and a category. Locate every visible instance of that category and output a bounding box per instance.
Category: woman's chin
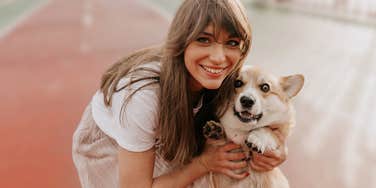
[202,82,223,90]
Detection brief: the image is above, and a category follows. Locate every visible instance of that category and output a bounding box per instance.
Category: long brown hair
[100,0,252,165]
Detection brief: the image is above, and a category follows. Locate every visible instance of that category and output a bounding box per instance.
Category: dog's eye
[260,83,270,93]
[234,80,244,88]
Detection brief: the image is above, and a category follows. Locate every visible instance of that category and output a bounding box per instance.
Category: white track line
[364,78,376,154]
[301,62,355,154]
[340,43,376,187]
[340,73,376,188]
[138,0,174,21]
[0,0,16,6]
[80,0,94,53]
[0,0,51,39]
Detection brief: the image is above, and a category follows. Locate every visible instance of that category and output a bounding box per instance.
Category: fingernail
[245,172,250,177]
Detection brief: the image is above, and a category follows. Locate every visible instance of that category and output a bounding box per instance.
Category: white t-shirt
[91,85,159,152]
[91,62,160,152]
[91,62,203,152]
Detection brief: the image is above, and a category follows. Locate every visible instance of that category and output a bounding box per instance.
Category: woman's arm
[118,147,155,188]
[119,142,249,188]
[118,147,207,188]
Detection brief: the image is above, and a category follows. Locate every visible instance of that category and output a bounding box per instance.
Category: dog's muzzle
[233,106,263,123]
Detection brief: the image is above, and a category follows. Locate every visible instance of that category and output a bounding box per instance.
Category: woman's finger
[221,160,248,170]
[224,152,246,161]
[268,126,285,143]
[262,149,280,158]
[253,151,283,167]
[261,148,286,165]
[249,160,273,172]
[220,168,249,180]
[219,142,242,152]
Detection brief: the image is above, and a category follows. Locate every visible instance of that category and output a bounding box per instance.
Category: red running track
[0,0,168,187]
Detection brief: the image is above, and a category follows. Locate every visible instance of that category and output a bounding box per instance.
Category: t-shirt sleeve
[91,84,159,152]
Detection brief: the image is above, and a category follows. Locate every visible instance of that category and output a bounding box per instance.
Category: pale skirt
[72,104,120,188]
[72,104,212,188]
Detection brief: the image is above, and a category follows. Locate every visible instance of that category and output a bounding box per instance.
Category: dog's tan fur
[200,65,304,188]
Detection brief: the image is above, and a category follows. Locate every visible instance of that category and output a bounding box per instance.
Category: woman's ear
[280,74,304,98]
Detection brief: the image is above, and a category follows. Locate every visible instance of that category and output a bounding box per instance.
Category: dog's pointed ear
[280,74,304,98]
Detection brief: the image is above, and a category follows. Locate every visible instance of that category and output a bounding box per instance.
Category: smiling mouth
[233,106,263,123]
[200,65,226,74]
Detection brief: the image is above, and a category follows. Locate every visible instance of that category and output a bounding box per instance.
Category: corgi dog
[202,65,304,188]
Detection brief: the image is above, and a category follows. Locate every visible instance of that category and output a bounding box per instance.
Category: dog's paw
[203,121,224,140]
[245,128,278,154]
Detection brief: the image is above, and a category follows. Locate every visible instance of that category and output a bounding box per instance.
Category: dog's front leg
[203,120,226,140]
[245,127,280,155]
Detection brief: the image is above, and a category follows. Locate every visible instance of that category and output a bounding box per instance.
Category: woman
[72,0,287,187]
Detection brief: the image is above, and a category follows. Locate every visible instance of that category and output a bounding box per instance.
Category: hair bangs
[209,3,241,40]
[183,0,251,55]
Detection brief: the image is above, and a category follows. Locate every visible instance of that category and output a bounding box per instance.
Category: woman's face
[184,23,242,92]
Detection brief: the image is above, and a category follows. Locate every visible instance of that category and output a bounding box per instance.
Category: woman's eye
[234,80,244,88]
[226,40,240,48]
[196,37,211,44]
[259,83,270,93]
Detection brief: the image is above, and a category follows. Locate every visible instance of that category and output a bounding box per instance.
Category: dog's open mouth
[233,106,263,123]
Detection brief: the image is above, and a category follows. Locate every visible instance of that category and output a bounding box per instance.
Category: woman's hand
[197,140,249,180]
[249,126,288,172]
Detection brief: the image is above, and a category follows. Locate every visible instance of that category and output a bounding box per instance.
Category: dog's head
[221,65,304,132]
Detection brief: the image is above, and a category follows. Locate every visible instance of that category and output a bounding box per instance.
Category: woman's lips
[200,65,226,75]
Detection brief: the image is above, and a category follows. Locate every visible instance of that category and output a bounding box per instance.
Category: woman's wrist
[192,156,211,175]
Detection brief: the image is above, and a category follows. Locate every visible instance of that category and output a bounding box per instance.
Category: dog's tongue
[241,111,253,118]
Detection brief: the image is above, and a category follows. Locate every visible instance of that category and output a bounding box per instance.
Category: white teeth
[202,65,224,74]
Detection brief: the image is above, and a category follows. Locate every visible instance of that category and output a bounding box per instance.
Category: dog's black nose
[240,96,255,108]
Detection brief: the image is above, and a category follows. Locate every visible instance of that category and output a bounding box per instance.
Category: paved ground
[1,0,375,187]
[0,0,167,187]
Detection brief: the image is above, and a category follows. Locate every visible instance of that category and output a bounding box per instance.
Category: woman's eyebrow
[228,32,240,38]
[200,31,240,38]
[200,31,214,36]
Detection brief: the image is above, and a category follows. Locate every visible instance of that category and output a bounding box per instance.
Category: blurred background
[0,0,375,187]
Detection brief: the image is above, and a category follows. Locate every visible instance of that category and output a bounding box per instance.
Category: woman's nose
[209,43,226,64]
